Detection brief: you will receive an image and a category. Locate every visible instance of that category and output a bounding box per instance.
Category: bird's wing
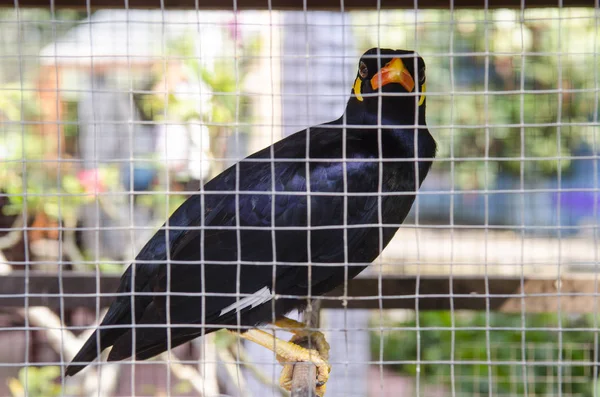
[146,128,391,322]
[74,130,316,363]
[67,125,413,369]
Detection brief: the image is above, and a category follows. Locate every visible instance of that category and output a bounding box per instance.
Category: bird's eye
[358,61,368,79]
[418,66,426,84]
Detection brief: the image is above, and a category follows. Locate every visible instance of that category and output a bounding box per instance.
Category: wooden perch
[291,304,321,397]
[291,354,317,397]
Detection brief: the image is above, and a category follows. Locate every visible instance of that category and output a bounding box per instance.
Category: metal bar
[0,272,597,312]
[0,0,592,9]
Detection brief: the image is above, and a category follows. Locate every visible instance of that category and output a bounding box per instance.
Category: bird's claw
[276,335,331,396]
[289,331,331,361]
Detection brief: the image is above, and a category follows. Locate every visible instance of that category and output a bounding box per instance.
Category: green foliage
[0,147,115,225]
[357,9,598,185]
[0,16,266,269]
[214,328,239,350]
[0,80,91,224]
[0,84,41,121]
[136,188,187,219]
[0,9,84,84]
[170,33,262,124]
[371,311,598,396]
[135,32,260,126]
[7,366,62,397]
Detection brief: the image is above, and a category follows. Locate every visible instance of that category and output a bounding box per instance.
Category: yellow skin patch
[353,77,363,102]
[418,82,427,106]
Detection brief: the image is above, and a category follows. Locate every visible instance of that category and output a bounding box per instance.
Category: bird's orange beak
[370,57,415,93]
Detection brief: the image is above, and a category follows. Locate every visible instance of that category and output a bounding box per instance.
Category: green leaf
[98,262,125,274]
[174,380,193,394]
[62,175,83,194]
[42,202,61,220]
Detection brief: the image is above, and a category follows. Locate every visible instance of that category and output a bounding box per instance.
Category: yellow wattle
[353,77,363,102]
[418,83,427,106]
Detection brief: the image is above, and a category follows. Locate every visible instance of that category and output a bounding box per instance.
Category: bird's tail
[65,330,104,376]
[105,301,208,362]
[65,322,131,376]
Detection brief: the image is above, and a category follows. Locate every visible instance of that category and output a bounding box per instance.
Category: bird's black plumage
[66,48,436,375]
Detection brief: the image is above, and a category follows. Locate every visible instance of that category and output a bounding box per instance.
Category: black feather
[65,48,436,376]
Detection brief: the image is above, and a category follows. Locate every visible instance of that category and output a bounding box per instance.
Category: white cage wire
[0,2,598,397]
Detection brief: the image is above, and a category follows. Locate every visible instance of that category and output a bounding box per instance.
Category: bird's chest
[343,161,418,255]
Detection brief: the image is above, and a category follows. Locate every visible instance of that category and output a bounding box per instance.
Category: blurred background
[0,6,599,397]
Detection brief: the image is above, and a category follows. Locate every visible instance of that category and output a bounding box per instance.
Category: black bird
[66,48,436,395]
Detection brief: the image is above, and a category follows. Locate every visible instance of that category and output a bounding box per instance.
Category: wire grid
[0,3,598,397]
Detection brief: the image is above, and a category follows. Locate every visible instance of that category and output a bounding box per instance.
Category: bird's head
[350,48,427,125]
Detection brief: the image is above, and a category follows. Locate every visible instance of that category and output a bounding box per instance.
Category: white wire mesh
[0,3,598,397]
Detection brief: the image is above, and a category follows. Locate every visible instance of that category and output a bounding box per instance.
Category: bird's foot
[276,338,330,397]
[274,317,330,360]
[288,330,331,361]
[274,316,331,395]
[236,328,331,396]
